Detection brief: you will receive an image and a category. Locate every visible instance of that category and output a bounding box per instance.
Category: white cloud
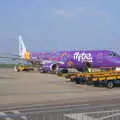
[54,7,112,21]
[55,10,70,17]
[54,7,84,18]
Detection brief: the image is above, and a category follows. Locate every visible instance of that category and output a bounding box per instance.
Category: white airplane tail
[18,36,27,59]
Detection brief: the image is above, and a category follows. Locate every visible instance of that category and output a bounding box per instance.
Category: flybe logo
[73,52,93,63]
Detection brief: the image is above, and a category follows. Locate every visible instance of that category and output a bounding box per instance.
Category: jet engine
[40,63,59,73]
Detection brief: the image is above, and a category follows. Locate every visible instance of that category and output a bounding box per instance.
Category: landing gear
[61,69,68,73]
[83,62,92,72]
[76,62,92,72]
[56,68,68,75]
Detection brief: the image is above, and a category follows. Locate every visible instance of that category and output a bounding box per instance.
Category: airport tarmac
[1,68,120,119]
[1,98,120,119]
[0,68,120,107]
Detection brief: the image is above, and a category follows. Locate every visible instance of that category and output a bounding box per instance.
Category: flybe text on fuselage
[73,52,93,63]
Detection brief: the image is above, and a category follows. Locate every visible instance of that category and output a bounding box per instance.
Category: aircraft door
[96,52,103,64]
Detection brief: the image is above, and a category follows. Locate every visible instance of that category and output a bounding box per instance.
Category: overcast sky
[0,0,120,54]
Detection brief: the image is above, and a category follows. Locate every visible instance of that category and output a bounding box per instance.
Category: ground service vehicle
[69,71,120,88]
[14,61,34,72]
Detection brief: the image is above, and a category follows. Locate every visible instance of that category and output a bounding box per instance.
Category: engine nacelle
[40,63,59,73]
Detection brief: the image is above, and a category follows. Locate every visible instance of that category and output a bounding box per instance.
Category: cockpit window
[108,52,120,57]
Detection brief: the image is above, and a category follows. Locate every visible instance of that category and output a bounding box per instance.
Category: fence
[0,107,120,120]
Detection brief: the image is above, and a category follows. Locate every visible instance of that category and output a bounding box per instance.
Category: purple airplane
[18,36,120,73]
